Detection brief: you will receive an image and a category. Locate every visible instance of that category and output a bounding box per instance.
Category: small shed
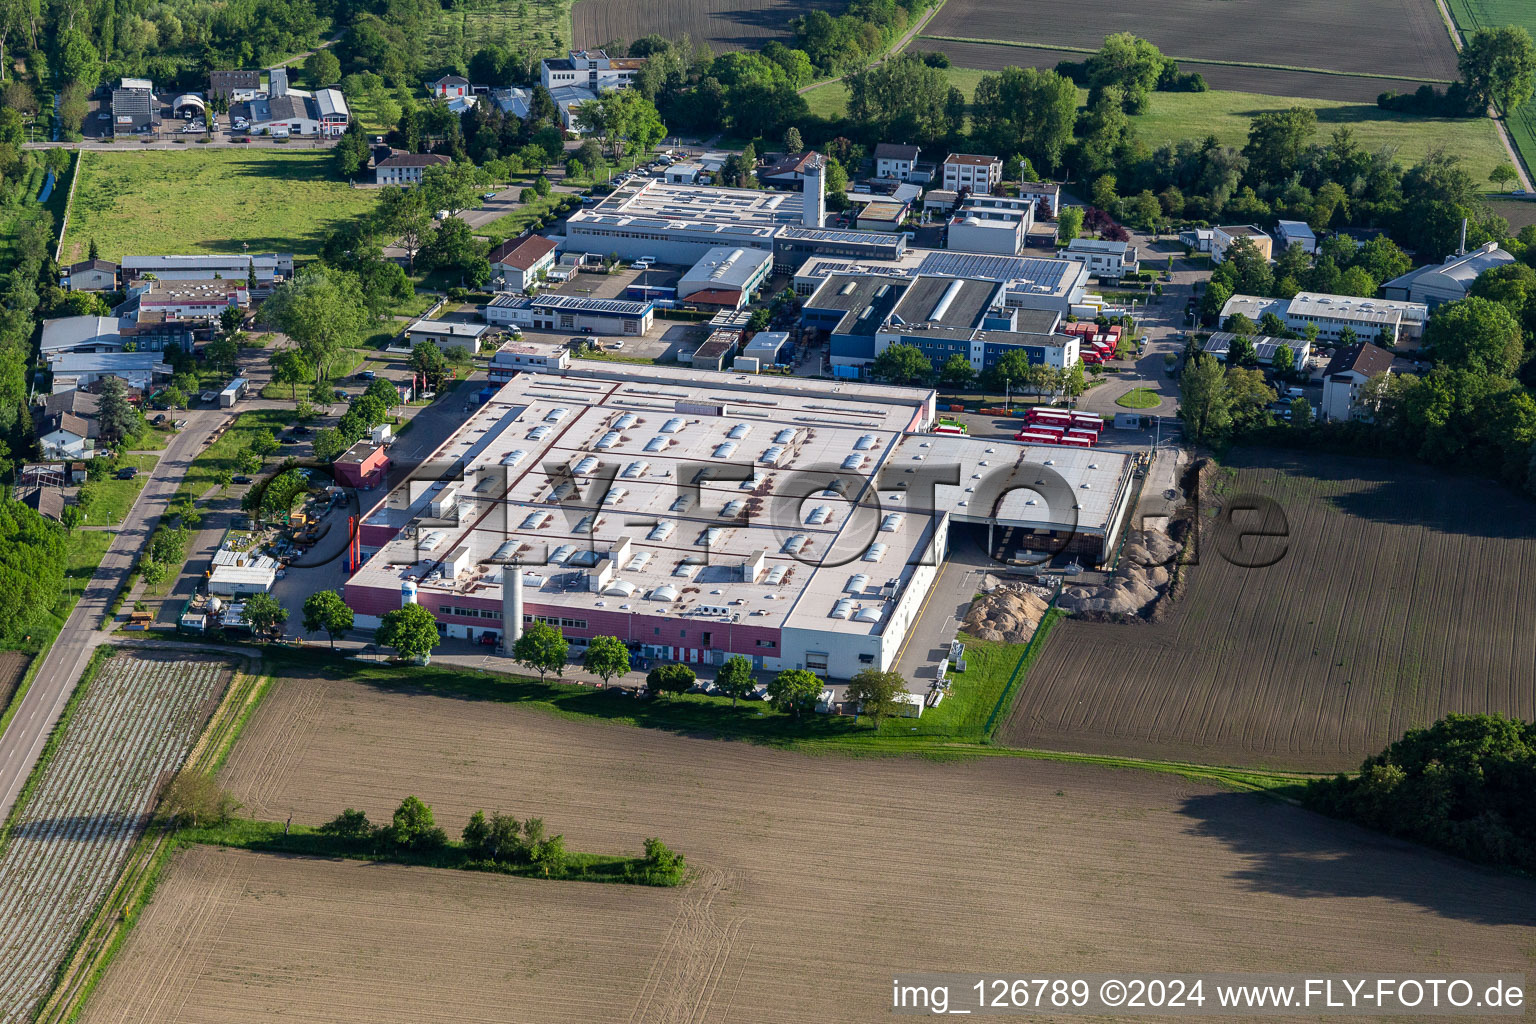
[208,564,277,596]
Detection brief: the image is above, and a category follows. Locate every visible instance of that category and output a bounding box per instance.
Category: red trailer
[1058,434,1094,449]
[1015,430,1061,444]
[1066,427,1099,444]
[1070,412,1104,431]
[1026,407,1073,425]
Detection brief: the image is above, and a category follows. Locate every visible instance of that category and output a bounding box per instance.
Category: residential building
[486,294,655,336]
[374,153,451,185]
[1219,292,1428,344]
[1381,241,1516,308]
[21,488,66,522]
[429,75,471,100]
[757,151,821,189]
[208,70,261,102]
[1018,181,1060,214]
[1178,227,1214,253]
[38,411,98,460]
[539,50,645,91]
[489,234,559,291]
[941,154,1003,195]
[676,247,773,310]
[874,143,920,181]
[1212,224,1274,263]
[1321,342,1395,422]
[241,84,350,137]
[947,196,1035,256]
[1062,238,1138,279]
[333,441,391,490]
[1200,332,1312,371]
[404,319,491,354]
[1274,220,1317,254]
[61,260,119,292]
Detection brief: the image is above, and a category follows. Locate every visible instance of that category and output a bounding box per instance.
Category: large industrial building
[344,365,1133,679]
[792,250,1090,318]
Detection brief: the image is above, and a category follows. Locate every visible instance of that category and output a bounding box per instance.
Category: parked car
[115,467,138,480]
[610,340,625,350]
[333,389,348,401]
[292,425,311,436]
[357,369,376,381]
[233,475,252,485]
[482,192,497,200]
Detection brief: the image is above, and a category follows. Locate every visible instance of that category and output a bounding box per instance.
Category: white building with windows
[874,143,920,181]
[1062,238,1138,279]
[941,153,1002,195]
[1220,292,1428,344]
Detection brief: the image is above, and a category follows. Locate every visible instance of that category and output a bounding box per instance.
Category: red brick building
[333,441,390,490]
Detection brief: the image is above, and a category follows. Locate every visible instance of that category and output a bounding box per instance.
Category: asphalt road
[0,407,227,820]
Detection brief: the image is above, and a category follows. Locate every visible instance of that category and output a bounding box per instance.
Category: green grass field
[805,72,1509,187]
[77,455,160,527]
[1444,0,1536,177]
[63,151,380,264]
[427,0,573,70]
[1116,387,1162,409]
[174,409,296,504]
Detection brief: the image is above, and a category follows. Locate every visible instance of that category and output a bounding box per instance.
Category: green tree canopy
[646,662,695,697]
[302,589,354,648]
[581,634,630,686]
[1423,296,1524,376]
[715,655,755,708]
[513,619,568,681]
[379,603,440,662]
[243,591,288,638]
[1178,351,1231,444]
[844,668,907,728]
[872,343,932,385]
[767,668,822,717]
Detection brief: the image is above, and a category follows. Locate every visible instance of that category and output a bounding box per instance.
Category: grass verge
[1116,387,1162,409]
[76,454,159,526]
[180,818,686,887]
[172,408,297,504]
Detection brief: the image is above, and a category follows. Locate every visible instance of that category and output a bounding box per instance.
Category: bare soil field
[919,0,1457,100]
[81,669,1536,1023]
[909,39,1440,103]
[572,0,840,53]
[1002,450,1536,771]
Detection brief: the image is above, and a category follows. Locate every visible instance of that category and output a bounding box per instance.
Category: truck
[218,378,248,408]
[370,423,393,445]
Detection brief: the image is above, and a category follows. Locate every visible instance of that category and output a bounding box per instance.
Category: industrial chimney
[500,563,524,654]
[802,154,825,229]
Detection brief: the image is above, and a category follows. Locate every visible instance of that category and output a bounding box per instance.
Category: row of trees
[871,341,1089,399]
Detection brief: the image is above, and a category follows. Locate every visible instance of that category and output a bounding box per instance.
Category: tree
[823,156,849,209]
[513,619,568,681]
[243,592,289,639]
[420,216,489,283]
[1178,351,1231,444]
[1272,342,1295,376]
[319,808,373,840]
[1226,333,1257,366]
[872,343,932,385]
[645,662,695,697]
[782,126,803,154]
[938,353,975,389]
[378,603,440,662]
[304,48,341,88]
[97,374,140,445]
[1223,313,1257,337]
[582,634,630,686]
[1490,162,1519,189]
[767,668,821,717]
[204,334,239,373]
[389,795,447,850]
[421,160,489,217]
[0,502,66,646]
[1056,205,1084,242]
[312,427,350,463]
[715,654,754,708]
[376,186,433,269]
[1459,26,1536,112]
[1423,296,1524,376]
[1258,311,1289,338]
[302,590,354,649]
[844,668,906,728]
[410,341,450,392]
[60,505,85,532]
[970,66,1078,171]
[158,770,240,828]
[263,266,371,382]
[271,349,313,405]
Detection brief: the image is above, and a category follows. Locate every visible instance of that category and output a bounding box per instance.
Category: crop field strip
[1001,451,1536,771]
[917,0,1457,102]
[908,39,1446,103]
[572,0,842,52]
[0,654,230,1024]
[83,670,1536,1023]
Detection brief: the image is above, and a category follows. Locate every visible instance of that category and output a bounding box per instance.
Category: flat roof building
[1382,241,1515,308]
[405,319,491,353]
[676,247,773,310]
[343,363,1132,679]
[1220,291,1428,343]
[486,293,656,336]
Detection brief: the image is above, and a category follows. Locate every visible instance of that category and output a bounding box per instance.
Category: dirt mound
[962,586,1051,643]
[1055,528,1177,618]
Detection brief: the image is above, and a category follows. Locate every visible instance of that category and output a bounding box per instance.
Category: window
[756,639,776,649]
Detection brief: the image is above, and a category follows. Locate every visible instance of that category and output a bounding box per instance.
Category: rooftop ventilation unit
[764,565,788,585]
[846,573,869,592]
[527,425,552,440]
[721,500,744,517]
[595,430,621,449]
[545,407,569,422]
[519,511,551,530]
[601,487,626,505]
[601,579,635,597]
[549,544,576,563]
[670,494,693,512]
[660,416,685,433]
[699,527,723,545]
[805,506,831,525]
[853,434,876,450]
[574,515,594,533]
[643,436,667,452]
[880,512,904,532]
[841,454,864,470]
[622,460,649,478]
[501,449,527,466]
[545,481,574,502]
[728,423,751,439]
[853,604,882,623]
[863,542,888,563]
[647,521,674,541]
[830,598,853,619]
[774,428,797,444]
[761,445,785,465]
[626,550,652,571]
[782,533,808,554]
[572,456,599,475]
[613,412,637,429]
[714,441,738,458]
[648,584,680,601]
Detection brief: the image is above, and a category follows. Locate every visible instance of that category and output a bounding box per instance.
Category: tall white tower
[802,155,825,229]
[500,564,524,654]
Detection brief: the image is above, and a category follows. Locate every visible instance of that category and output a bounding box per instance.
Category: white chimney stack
[500,564,524,653]
[802,154,825,229]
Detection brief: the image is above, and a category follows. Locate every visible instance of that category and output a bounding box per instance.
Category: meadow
[62,151,379,264]
[1443,0,1536,176]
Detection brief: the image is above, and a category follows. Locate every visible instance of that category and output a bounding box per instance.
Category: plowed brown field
[1002,451,1536,771]
[81,668,1536,1024]
[573,0,841,53]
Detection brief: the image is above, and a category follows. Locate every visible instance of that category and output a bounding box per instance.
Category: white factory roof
[793,249,1085,300]
[1217,294,1289,323]
[1382,242,1514,294]
[351,364,1132,638]
[353,365,944,637]
[1288,291,1426,326]
[408,318,491,338]
[315,87,349,119]
[567,178,803,239]
[681,247,773,290]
